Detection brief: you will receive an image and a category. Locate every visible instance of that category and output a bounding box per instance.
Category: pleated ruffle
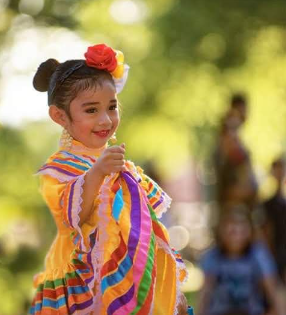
[29,258,96,315]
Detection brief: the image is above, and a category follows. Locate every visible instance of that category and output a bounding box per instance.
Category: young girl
[29,44,191,315]
[197,206,282,315]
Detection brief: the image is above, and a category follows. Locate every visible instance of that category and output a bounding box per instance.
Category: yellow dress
[29,140,187,315]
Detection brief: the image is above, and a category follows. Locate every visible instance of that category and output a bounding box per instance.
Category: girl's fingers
[112,166,126,173]
[108,145,125,154]
[110,160,125,167]
[109,153,125,160]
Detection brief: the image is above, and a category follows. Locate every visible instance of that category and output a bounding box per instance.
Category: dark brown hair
[33,59,115,118]
[230,93,247,108]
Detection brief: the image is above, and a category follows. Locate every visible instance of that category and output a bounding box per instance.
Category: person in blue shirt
[197,205,282,315]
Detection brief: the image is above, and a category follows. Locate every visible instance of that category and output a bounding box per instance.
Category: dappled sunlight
[18,0,44,16]
[181,260,204,293]
[168,225,190,250]
[0,25,88,126]
[109,0,148,25]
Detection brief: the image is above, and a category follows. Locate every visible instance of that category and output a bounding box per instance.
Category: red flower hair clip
[84,43,129,93]
[84,44,117,72]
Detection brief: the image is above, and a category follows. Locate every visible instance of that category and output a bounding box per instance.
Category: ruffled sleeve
[40,173,97,252]
[137,166,172,217]
[125,161,172,218]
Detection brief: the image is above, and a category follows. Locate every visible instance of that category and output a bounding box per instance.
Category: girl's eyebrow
[82,99,117,107]
[82,101,100,106]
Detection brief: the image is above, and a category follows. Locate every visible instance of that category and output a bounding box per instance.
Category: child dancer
[29,44,190,315]
[197,206,281,315]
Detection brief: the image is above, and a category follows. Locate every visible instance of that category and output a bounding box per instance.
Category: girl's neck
[61,138,107,157]
[225,251,243,259]
[220,243,251,259]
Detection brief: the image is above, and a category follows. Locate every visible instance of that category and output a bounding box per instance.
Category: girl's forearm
[77,145,126,226]
[79,163,105,226]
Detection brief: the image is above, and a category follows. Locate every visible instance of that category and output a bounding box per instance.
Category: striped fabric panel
[101,173,141,314]
[29,269,94,315]
[102,172,156,315]
[148,204,169,244]
[172,248,184,263]
[107,284,135,315]
[101,255,133,294]
[131,233,156,314]
[60,151,94,167]
[38,164,79,178]
[135,259,157,315]
[145,177,166,211]
[101,235,131,294]
[37,151,93,180]
[128,164,169,214]
[39,160,87,175]
[101,233,127,278]
[53,159,88,171]
[115,178,154,314]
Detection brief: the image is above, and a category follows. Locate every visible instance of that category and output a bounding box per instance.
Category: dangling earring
[109,133,117,145]
[60,128,73,151]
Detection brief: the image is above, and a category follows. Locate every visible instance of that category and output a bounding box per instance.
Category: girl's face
[65,80,119,149]
[220,218,252,256]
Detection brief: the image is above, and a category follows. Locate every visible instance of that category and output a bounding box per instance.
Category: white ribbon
[113,64,130,94]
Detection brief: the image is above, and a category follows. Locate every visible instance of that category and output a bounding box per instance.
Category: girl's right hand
[93,144,126,177]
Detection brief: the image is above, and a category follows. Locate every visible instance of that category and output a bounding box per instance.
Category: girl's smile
[64,80,119,149]
[93,129,111,138]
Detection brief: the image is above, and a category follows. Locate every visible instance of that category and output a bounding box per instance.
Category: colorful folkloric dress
[29,140,188,315]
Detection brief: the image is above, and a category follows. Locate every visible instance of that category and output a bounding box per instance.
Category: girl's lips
[93,130,110,138]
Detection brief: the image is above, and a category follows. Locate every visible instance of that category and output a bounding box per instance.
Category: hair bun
[33,58,60,92]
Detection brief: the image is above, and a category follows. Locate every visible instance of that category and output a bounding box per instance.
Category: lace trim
[92,174,117,312]
[35,168,76,183]
[155,193,172,218]
[69,173,88,252]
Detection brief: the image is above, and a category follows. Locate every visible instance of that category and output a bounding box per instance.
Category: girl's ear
[49,105,69,128]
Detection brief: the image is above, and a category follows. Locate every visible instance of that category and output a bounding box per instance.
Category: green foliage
[0,124,57,314]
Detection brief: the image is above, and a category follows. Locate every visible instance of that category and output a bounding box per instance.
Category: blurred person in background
[214,94,258,216]
[197,206,282,315]
[259,158,286,285]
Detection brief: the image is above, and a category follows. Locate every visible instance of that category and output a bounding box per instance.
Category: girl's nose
[98,112,112,126]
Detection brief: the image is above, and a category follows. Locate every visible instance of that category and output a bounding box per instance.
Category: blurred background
[1,0,286,313]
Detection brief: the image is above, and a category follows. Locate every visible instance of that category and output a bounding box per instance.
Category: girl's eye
[109,105,118,110]
[85,108,97,114]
